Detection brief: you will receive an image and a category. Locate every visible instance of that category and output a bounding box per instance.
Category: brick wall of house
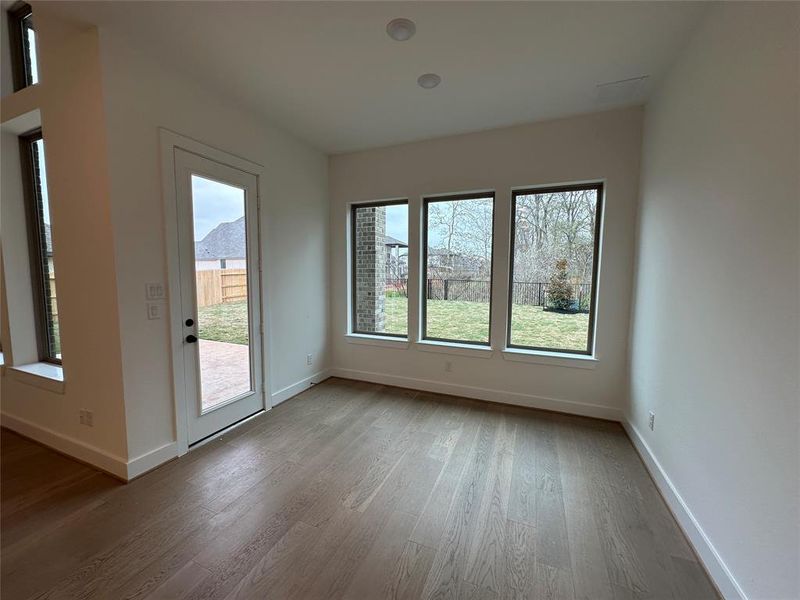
[355,206,386,332]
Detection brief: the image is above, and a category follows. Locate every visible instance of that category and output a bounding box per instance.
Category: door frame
[160,129,271,455]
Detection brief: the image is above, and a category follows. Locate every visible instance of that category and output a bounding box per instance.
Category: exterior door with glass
[174,148,263,445]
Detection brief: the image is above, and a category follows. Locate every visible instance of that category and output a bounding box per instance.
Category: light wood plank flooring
[1,378,718,599]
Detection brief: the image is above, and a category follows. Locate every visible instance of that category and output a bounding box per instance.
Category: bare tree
[513,190,597,285]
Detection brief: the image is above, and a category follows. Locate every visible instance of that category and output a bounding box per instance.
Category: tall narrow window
[351,200,409,337]
[423,193,495,345]
[7,2,38,91]
[508,182,603,355]
[20,130,60,363]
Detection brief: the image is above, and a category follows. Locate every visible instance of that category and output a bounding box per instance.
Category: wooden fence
[46,271,247,312]
[48,274,58,317]
[195,269,248,308]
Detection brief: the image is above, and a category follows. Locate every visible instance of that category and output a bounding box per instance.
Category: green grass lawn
[385,296,588,350]
[198,296,589,351]
[508,303,589,351]
[198,301,250,345]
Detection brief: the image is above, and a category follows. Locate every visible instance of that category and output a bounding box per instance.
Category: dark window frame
[7,2,36,91]
[19,129,61,365]
[422,191,496,346]
[506,181,604,356]
[350,198,409,339]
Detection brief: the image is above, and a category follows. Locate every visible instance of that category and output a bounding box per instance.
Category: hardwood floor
[1,378,718,599]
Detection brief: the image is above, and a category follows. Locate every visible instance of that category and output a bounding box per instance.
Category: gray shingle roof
[195,216,246,260]
[385,235,407,248]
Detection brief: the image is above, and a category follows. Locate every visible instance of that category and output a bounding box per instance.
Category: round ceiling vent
[386,18,416,42]
[417,73,442,89]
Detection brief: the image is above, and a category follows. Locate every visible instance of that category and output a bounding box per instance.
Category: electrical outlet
[79,409,94,427]
[648,411,655,431]
[445,361,452,373]
[306,353,313,366]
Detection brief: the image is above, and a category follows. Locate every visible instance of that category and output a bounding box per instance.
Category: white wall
[628,3,799,599]
[0,6,13,98]
[1,12,129,469]
[96,29,330,462]
[330,108,643,418]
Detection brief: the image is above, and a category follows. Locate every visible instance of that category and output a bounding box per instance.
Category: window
[351,200,408,337]
[7,2,38,91]
[423,193,495,345]
[508,182,603,355]
[20,130,60,363]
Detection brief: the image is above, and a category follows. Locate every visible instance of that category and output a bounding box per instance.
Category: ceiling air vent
[595,75,650,105]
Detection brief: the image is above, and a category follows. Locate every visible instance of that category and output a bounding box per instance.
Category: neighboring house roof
[195,216,246,260]
[385,235,408,248]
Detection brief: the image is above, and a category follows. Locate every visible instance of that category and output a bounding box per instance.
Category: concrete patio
[198,338,251,411]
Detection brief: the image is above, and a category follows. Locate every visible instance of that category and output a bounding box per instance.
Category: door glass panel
[191,175,252,412]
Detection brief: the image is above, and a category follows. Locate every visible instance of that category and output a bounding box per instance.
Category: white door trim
[159,129,272,455]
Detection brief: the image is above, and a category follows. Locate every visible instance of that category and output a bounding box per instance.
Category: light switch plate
[145,282,165,300]
[146,302,162,320]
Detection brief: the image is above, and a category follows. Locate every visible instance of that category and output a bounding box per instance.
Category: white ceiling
[45,1,708,154]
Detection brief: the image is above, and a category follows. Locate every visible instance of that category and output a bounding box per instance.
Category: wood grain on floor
[0,378,719,600]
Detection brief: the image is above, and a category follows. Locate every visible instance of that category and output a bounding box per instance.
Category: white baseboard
[330,367,622,421]
[622,420,746,600]
[1,370,334,482]
[271,368,331,407]
[1,412,128,480]
[126,441,178,480]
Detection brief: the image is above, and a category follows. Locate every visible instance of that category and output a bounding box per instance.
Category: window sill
[345,333,409,349]
[8,362,65,393]
[415,340,494,359]
[502,348,597,369]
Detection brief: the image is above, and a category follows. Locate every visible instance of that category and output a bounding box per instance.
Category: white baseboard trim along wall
[126,441,179,480]
[1,413,182,481]
[623,420,746,600]
[330,367,622,421]
[0,370,333,481]
[270,369,331,407]
[1,412,129,480]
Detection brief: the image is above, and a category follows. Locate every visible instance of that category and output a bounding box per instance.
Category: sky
[385,204,408,244]
[191,175,245,240]
[28,26,39,84]
[37,139,50,225]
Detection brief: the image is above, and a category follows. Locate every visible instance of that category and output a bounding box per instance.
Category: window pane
[31,138,59,359]
[191,175,253,412]
[509,185,601,353]
[23,14,38,85]
[352,202,408,336]
[424,195,494,344]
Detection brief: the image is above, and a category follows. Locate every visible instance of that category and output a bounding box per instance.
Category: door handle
[185,334,198,343]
